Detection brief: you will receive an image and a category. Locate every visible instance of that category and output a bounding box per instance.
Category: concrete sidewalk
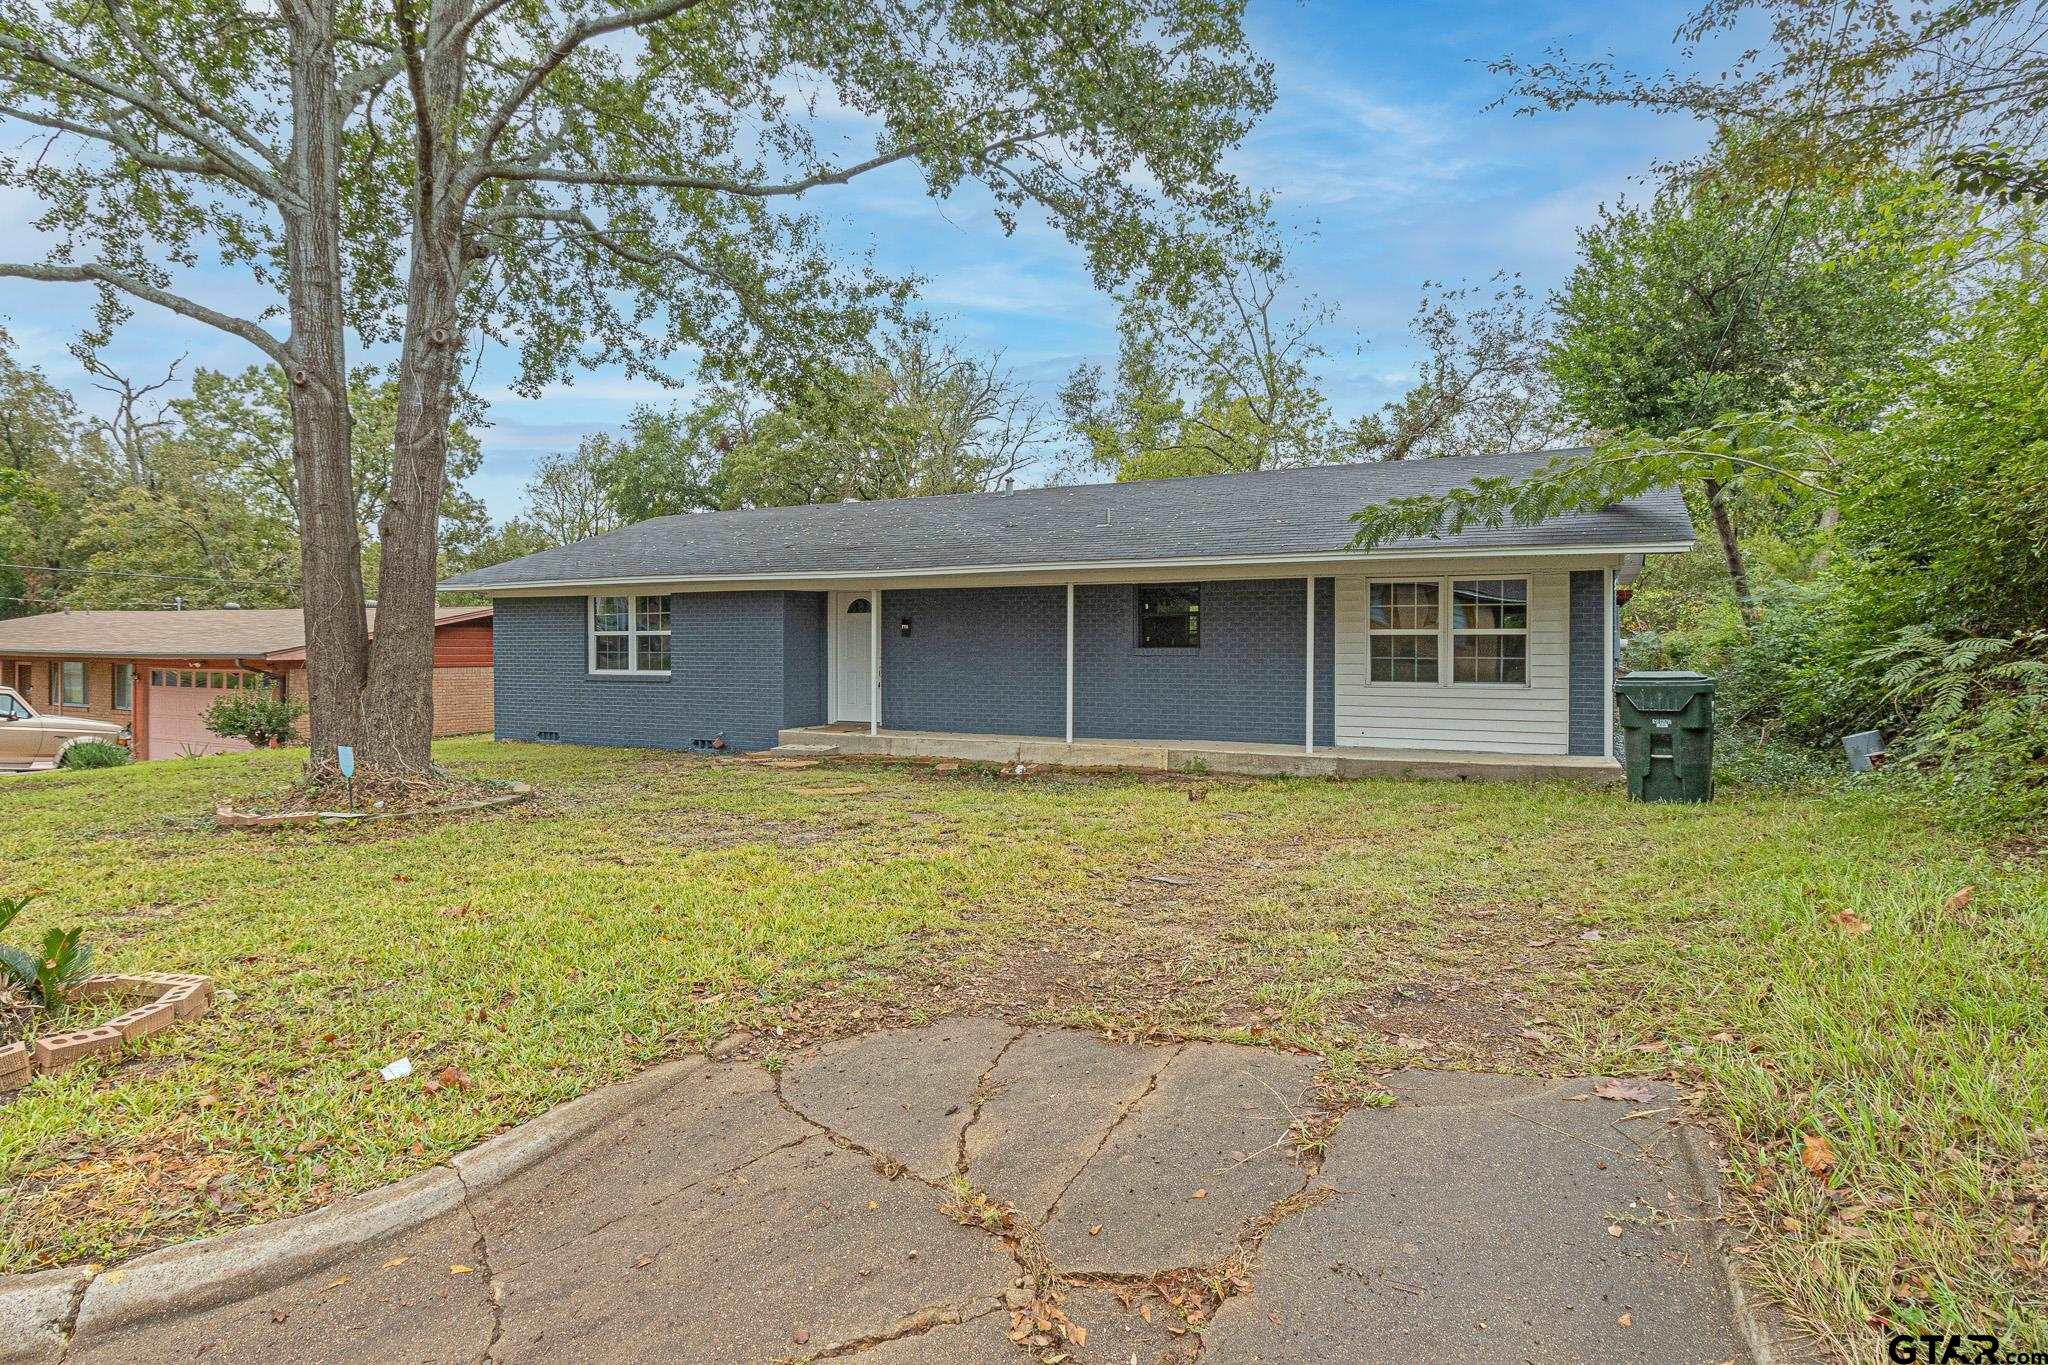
[43,1020,1754,1363]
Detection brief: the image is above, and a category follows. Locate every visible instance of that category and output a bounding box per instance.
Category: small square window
[1453,579,1528,631]
[1369,581,1440,630]
[1370,634,1440,683]
[1136,585,1200,649]
[1453,634,1528,685]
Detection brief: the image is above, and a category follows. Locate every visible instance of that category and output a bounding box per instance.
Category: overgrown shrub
[204,693,306,748]
[59,741,131,769]
[1861,628,2048,834]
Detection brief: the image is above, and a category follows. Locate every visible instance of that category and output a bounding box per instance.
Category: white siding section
[1334,568,1571,755]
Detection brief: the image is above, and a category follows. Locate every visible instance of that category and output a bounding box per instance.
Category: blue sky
[0,0,1722,521]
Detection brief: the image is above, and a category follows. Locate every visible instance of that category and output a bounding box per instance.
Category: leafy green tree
[1062,255,1353,480]
[2,0,1275,775]
[591,398,749,522]
[521,444,620,547]
[1354,153,1956,604]
[173,366,491,556]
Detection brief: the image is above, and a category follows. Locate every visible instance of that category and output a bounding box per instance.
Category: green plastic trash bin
[1615,671,1716,803]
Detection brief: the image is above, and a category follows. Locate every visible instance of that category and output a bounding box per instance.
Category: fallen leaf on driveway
[449,1265,474,1275]
[1593,1079,1656,1103]
[1618,1312,1632,1327]
[1801,1133,1836,1178]
[792,1328,810,1345]
[1191,1188,1207,1199]
[379,1256,408,1270]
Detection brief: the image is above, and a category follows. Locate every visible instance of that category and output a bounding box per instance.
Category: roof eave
[439,538,1698,595]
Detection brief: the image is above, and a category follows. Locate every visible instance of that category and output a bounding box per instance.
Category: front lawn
[2,739,2042,1354]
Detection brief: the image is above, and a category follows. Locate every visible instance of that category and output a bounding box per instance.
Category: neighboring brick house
[0,606,492,760]
[442,453,1694,774]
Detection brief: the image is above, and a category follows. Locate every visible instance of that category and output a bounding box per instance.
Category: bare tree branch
[0,261,289,365]
[0,103,227,177]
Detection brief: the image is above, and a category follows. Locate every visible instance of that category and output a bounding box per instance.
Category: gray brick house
[440,452,1691,776]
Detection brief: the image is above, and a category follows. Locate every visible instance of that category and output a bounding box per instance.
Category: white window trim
[587,593,672,677]
[1365,576,1533,689]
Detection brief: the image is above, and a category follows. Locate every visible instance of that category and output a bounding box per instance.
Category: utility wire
[0,561,299,590]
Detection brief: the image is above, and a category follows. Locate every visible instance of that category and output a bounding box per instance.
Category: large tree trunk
[284,0,370,771]
[1702,476,1753,611]
[359,4,466,774]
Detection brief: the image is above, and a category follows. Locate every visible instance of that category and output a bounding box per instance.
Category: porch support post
[1304,576,1316,754]
[869,587,880,737]
[1064,583,1075,745]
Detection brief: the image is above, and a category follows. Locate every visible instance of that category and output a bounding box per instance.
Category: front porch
[776,723,1622,783]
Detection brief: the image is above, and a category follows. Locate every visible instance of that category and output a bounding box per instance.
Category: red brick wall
[1,657,136,732]
[431,666,493,736]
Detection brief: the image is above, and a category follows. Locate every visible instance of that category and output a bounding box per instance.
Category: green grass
[1,738,2042,1356]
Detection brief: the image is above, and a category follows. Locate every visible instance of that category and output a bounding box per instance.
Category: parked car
[0,687,130,770]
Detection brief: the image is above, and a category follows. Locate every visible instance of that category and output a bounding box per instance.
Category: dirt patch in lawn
[741,815,1588,1076]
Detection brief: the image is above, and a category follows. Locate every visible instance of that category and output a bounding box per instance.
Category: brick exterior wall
[782,593,827,729]
[431,665,494,736]
[1,657,134,731]
[1074,577,1335,747]
[493,592,815,752]
[880,586,1067,736]
[1567,570,1609,757]
[493,577,1341,754]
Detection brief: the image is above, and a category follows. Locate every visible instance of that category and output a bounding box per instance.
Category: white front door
[829,591,874,723]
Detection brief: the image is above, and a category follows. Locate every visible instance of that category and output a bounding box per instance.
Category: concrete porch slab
[775,725,1622,783]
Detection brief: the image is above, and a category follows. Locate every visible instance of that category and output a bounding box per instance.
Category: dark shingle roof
[440,449,1692,591]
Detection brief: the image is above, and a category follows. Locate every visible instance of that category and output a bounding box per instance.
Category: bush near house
[203,694,307,749]
[57,742,131,770]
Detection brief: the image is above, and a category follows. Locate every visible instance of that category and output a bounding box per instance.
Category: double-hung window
[1366,578,1530,686]
[56,661,86,707]
[590,594,671,675]
[1450,579,1528,684]
[113,663,134,710]
[1367,582,1440,682]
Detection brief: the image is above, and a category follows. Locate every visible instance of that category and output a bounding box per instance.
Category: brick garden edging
[0,973,213,1092]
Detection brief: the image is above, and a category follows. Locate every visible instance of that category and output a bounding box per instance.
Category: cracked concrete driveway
[69,1021,1751,1364]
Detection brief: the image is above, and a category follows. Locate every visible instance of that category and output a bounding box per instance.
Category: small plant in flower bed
[0,894,94,1046]
[58,741,131,770]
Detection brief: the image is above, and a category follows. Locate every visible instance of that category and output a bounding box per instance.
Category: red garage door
[146,669,271,760]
